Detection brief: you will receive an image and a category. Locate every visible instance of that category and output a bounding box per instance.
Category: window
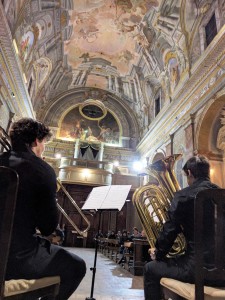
[205,13,217,46]
[155,96,160,117]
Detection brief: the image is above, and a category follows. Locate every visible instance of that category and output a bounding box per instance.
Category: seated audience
[130,227,142,240]
[108,230,117,239]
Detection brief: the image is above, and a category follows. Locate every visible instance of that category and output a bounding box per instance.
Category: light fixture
[132,161,144,172]
[113,160,119,167]
[55,153,61,159]
[82,169,90,180]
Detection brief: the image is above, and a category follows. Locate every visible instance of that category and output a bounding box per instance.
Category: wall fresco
[59,106,120,145]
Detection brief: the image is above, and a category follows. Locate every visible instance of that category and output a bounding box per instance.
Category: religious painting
[59,106,120,145]
[20,30,34,62]
[168,57,180,92]
[34,57,52,90]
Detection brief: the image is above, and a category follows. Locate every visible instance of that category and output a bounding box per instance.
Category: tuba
[132,154,186,256]
[0,125,90,237]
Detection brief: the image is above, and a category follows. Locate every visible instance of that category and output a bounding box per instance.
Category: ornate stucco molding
[137,25,225,157]
[217,107,225,151]
[0,3,34,118]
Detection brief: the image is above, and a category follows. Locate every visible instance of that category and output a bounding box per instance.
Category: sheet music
[82,185,131,211]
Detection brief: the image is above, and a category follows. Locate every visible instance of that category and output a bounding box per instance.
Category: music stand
[82,185,131,300]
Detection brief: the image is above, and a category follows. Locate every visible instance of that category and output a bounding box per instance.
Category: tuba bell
[132,154,186,256]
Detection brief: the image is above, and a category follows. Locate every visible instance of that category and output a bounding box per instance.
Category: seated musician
[0,118,86,300]
[144,155,224,300]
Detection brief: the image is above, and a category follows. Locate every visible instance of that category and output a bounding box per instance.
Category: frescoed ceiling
[65,0,159,75]
[2,0,210,146]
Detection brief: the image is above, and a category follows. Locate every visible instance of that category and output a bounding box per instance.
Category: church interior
[1,0,225,299]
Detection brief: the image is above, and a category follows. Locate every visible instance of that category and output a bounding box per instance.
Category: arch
[196,95,225,157]
[39,87,140,146]
[56,103,123,146]
[152,149,166,163]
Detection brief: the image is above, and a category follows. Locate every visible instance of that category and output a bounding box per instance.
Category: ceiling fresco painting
[65,0,159,75]
[3,0,223,150]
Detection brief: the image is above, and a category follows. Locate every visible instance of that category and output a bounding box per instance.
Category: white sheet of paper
[82,185,131,211]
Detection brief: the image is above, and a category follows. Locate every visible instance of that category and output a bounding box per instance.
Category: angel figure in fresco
[97,121,112,142]
[168,57,180,92]
[21,36,29,51]
[79,53,90,62]
[20,30,35,63]
[118,50,134,64]
[21,36,30,59]
[171,65,180,89]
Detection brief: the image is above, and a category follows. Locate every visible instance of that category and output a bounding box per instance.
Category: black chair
[160,188,225,300]
[0,166,60,300]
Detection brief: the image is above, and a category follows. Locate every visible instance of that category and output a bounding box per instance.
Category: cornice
[0,3,34,118]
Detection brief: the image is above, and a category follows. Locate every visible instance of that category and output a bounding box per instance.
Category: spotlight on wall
[132,161,144,172]
[83,169,90,180]
[113,160,119,167]
[210,168,215,176]
[55,153,61,159]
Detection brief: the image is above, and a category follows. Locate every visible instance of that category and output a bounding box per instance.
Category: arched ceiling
[3,0,212,144]
[64,0,159,75]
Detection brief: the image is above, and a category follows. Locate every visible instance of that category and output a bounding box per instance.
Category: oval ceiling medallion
[79,99,107,120]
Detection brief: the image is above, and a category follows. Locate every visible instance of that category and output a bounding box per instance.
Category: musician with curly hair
[0,118,86,300]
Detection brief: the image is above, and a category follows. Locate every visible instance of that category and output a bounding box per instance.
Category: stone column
[115,76,119,92]
[190,113,196,154]
[108,75,112,90]
[74,139,79,159]
[170,133,174,155]
[133,79,139,102]
[79,70,87,85]
[99,142,104,161]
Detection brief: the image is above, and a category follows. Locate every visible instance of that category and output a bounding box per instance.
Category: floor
[67,247,145,300]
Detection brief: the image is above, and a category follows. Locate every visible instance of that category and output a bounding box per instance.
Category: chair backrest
[0,167,19,298]
[194,188,225,300]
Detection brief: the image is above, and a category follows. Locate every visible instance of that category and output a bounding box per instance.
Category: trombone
[0,125,91,237]
[56,179,90,236]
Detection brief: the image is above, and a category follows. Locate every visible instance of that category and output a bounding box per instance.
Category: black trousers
[6,238,86,300]
[143,255,194,300]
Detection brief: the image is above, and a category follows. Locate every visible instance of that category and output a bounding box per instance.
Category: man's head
[10,118,52,157]
[182,155,210,185]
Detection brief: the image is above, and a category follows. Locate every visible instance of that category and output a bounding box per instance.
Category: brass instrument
[0,125,90,237]
[56,179,90,236]
[132,154,186,256]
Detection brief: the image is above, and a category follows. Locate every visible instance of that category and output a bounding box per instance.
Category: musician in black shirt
[144,155,219,300]
[0,118,86,300]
